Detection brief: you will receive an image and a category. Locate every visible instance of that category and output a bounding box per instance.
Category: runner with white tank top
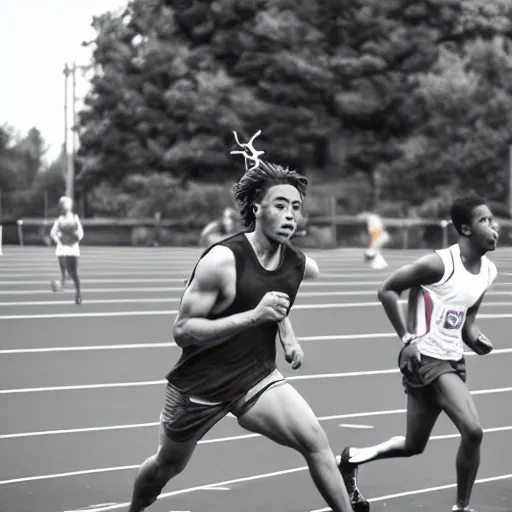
[49,196,84,304]
[339,196,499,512]
[410,243,497,362]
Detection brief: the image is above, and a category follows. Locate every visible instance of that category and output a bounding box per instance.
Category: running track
[1,246,512,512]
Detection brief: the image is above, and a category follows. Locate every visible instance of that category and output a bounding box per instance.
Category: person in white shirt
[360,212,390,269]
[49,196,84,304]
[339,196,499,512]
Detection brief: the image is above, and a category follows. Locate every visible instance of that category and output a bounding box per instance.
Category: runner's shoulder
[408,252,445,281]
[194,245,236,284]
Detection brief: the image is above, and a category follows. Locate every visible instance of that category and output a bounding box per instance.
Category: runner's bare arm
[75,216,84,241]
[303,255,320,280]
[462,294,493,355]
[277,316,303,370]
[173,246,289,348]
[463,295,483,347]
[50,220,60,245]
[378,253,445,340]
[173,247,253,347]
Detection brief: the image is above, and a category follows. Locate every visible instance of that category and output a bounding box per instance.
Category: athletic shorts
[160,369,286,442]
[55,243,80,257]
[398,346,466,398]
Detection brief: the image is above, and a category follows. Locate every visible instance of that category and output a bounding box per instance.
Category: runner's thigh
[236,382,329,453]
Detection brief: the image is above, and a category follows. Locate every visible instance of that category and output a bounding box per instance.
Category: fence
[3,215,511,249]
[1,217,196,248]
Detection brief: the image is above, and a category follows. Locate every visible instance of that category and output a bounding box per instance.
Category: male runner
[339,196,499,512]
[127,131,354,512]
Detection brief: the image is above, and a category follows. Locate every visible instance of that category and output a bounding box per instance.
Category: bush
[86,175,237,226]
[164,181,236,226]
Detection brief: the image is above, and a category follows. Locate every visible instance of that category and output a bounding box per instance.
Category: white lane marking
[339,424,374,429]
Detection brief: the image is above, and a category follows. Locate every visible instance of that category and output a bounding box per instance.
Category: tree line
[0,125,66,218]
[6,0,512,221]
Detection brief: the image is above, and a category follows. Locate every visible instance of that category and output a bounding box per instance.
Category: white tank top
[409,244,497,361]
[367,214,383,231]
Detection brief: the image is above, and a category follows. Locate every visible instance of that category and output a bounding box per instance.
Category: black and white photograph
[1,1,512,511]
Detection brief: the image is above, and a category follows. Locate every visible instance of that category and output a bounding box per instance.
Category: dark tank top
[166,232,306,402]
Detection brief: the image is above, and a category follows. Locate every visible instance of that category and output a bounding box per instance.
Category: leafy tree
[379,39,512,206]
[32,146,67,209]
[0,125,47,192]
[16,127,46,187]
[77,0,512,216]
[0,125,19,192]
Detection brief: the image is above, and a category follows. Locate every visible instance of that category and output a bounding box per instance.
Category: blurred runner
[359,211,390,269]
[49,196,84,304]
[199,207,237,247]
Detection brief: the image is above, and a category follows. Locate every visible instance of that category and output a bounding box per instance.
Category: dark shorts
[398,346,466,399]
[160,369,286,442]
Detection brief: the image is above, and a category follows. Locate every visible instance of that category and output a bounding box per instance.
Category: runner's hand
[473,333,494,355]
[400,342,422,374]
[254,292,290,323]
[281,334,303,369]
[277,318,303,370]
[285,345,304,370]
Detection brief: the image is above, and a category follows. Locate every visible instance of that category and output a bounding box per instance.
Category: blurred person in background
[199,207,238,247]
[293,211,308,239]
[49,196,84,304]
[359,211,390,269]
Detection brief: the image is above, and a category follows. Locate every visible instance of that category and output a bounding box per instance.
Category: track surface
[1,245,512,512]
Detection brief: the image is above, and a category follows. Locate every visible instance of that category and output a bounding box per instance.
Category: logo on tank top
[443,310,465,330]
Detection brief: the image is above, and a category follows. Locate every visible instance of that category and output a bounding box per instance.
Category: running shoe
[339,447,370,512]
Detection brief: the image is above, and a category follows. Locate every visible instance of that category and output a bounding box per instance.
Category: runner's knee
[395,434,425,456]
[461,422,483,445]
[155,449,189,477]
[403,441,425,456]
[295,421,331,456]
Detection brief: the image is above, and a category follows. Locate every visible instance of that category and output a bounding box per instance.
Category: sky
[1,0,128,163]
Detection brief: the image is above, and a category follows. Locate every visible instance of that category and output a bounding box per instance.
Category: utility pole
[63,64,70,194]
[64,63,77,202]
[64,62,89,203]
[68,63,77,202]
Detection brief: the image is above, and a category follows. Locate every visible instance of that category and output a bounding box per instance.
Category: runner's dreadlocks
[231,131,308,229]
